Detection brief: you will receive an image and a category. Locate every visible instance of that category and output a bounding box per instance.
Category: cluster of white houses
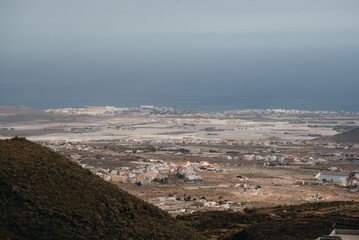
[92,160,220,185]
[230,154,328,165]
[149,196,242,214]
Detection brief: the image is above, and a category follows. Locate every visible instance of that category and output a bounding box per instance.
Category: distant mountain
[322,127,359,144]
[0,105,49,116]
[0,105,67,123]
[0,138,202,240]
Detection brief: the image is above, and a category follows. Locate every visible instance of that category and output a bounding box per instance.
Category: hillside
[178,201,359,240]
[0,137,202,240]
[323,127,359,144]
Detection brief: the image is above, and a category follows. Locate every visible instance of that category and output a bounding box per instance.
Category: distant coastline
[44,105,357,115]
[1,104,359,114]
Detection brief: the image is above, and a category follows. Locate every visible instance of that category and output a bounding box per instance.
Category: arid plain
[1,106,358,213]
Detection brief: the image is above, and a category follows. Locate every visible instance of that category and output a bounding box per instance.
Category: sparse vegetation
[0,138,202,240]
[178,201,359,240]
[1,137,359,240]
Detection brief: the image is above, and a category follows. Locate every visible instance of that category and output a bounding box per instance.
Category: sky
[1,0,359,111]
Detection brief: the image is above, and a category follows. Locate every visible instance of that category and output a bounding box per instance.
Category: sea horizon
[1,0,358,114]
[4,102,359,114]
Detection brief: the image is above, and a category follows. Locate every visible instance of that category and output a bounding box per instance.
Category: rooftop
[317,229,359,240]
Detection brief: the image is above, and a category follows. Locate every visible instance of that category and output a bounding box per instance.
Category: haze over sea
[2,80,359,113]
[1,1,359,112]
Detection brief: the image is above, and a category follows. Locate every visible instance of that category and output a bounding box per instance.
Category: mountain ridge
[320,127,359,144]
[0,137,202,240]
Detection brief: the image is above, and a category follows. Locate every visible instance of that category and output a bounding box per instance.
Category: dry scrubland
[1,137,359,240]
[1,106,359,216]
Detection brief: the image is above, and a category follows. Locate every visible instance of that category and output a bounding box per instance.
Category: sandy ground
[119,166,359,211]
[0,116,342,143]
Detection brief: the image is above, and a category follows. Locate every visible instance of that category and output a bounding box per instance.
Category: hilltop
[321,127,359,144]
[0,138,202,240]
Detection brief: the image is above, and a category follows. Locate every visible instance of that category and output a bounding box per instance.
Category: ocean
[1,1,359,113]
[1,80,358,113]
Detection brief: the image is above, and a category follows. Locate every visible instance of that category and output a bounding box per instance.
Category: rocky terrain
[0,138,201,240]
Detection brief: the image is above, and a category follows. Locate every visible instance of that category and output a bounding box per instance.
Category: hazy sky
[1,0,359,111]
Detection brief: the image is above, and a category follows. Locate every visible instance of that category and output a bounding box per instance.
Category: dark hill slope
[0,138,202,240]
[322,127,359,144]
[178,201,359,240]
